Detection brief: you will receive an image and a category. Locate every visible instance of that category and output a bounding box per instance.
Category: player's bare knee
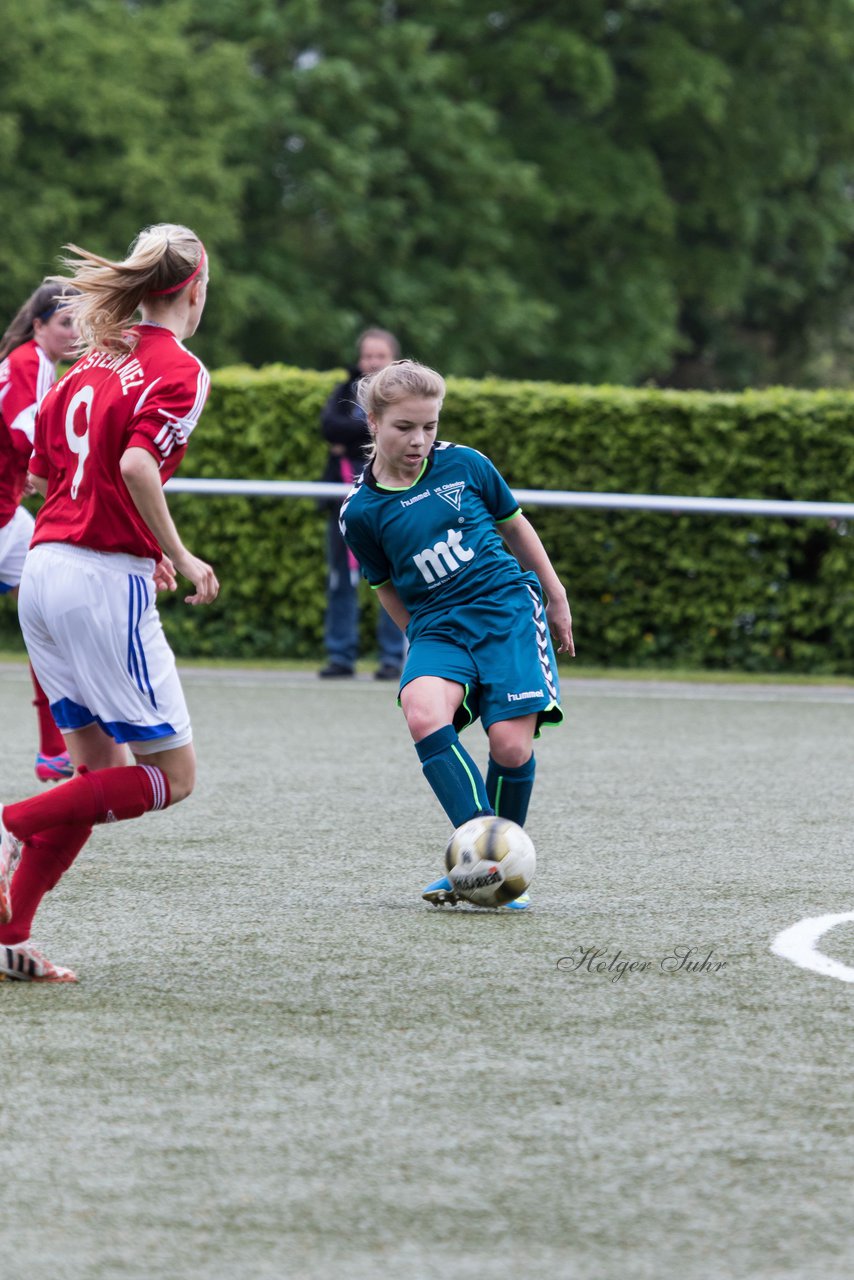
[404,706,439,741]
[488,728,534,770]
[165,761,196,805]
[142,745,196,806]
[167,774,194,805]
[493,745,533,770]
[401,693,436,741]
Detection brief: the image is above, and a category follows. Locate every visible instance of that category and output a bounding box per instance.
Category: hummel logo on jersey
[412,527,474,584]
[434,481,466,511]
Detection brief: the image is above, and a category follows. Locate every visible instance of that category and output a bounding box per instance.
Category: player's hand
[174,550,219,605]
[22,476,36,498]
[548,597,575,657]
[153,555,177,593]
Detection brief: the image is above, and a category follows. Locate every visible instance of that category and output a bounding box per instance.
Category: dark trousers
[324,518,405,669]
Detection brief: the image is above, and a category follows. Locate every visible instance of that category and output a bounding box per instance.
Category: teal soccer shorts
[400,578,563,735]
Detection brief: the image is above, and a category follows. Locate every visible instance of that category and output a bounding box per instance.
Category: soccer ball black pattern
[444,816,536,907]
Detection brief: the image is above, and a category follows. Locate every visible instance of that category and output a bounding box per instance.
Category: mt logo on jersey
[412,527,475,584]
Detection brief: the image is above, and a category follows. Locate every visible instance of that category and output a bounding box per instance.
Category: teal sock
[486,753,536,826]
[415,725,492,827]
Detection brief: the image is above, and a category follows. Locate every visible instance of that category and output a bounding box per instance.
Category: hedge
[3,368,854,673]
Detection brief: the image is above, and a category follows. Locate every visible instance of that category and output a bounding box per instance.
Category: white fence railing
[164,478,854,521]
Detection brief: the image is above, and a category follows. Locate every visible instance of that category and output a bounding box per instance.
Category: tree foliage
[0,0,254,366]
[2,0,854,387]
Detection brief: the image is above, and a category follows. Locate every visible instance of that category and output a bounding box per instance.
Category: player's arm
[376,582,410,632]
[500,513,575,656]
[26,404,52,498]
[119,447,219,605]
[339,503,401,627]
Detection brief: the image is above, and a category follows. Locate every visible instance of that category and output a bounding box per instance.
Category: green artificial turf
[2,666,852,1279]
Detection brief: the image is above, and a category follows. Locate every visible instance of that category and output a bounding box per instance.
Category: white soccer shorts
[19,542,193,754]
[0,506,34,593]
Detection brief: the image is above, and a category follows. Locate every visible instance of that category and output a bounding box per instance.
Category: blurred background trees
[3,0,854,388]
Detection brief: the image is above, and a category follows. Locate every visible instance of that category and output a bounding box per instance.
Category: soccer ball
[444,816,536,908]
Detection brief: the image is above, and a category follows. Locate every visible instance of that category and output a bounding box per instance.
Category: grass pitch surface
[1,663,853,1280]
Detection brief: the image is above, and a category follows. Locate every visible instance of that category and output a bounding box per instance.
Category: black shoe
[319,662,355,678]
[375,663,402,681]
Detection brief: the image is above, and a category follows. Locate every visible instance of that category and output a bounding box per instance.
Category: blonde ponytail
[46,223,205,354]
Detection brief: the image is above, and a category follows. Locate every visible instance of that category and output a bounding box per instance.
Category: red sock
[0,824,92,945]
[30,663,66,757]
[3,765,170,841]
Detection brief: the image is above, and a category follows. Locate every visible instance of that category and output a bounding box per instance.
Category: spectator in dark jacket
[319,327,405,679]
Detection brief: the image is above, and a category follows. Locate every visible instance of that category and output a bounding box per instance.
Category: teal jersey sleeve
[339,473,391,586]
[473,449,519,524]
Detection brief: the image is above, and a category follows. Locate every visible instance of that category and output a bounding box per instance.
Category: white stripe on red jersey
[0,340,56,525]
[35,345,54,412]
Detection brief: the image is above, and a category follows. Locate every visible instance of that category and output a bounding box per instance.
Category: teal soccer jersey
[339,442,526,633]
[341,441,562,733]
[339,412,565,844]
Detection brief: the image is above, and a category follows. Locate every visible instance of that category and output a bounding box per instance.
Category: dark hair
[357,327,400,360]
[0,282,80,361]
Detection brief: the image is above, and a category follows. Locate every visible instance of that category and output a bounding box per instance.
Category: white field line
[771,912,854,983]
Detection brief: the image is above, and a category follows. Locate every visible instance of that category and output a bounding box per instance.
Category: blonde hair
[356,359,445,419]
[46,223,205,354]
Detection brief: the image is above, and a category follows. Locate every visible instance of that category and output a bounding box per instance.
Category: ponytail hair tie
[150,246,206,297]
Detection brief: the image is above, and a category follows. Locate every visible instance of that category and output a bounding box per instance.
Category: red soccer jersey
[30,324,210,560]
[0,339,56,526]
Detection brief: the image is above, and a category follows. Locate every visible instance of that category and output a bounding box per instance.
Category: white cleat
[0,940,77,983]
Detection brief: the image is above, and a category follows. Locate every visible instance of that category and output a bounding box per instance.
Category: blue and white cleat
[422,877,531,910]
[422,875,460,906]
[501,891,531,911]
